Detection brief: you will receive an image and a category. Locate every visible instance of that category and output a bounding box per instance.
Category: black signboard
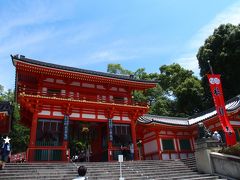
[64,115,69,140]
[108,118,113,141]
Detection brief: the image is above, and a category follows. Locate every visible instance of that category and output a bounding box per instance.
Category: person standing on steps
[212,131,221,142]
[0,136,11,170]
[129,142,134,161]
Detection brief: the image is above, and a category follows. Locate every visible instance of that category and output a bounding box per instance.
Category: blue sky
[1,0,240,90]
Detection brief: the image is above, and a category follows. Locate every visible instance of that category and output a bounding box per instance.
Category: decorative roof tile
[138,95,240,126]
[11,55,157,84]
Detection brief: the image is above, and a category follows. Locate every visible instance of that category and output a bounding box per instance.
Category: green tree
[158,64,194,96]
[107,64,133,75]
[197,24,240,104]
[157,64,204,116]
[175,77,204,115]
[9,103,30,153]
[107,63,204,117]
[0,85,29,153]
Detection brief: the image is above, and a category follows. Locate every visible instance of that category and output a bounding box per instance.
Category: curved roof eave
[11,54,157,86]
[138,95,240,126]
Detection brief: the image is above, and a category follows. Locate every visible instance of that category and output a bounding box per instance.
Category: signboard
[63,115,69,140]
[108,118,113,141]
[207,74,236,145]
[118,155,123,162]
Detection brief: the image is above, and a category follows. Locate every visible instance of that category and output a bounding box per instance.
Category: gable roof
[138,95,240,126]
[11,54,157,85]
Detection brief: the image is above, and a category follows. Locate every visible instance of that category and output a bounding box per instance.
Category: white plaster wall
[38,110,50,115]
[144,140,157,154]
[97,115,107,120]
[113,116,120,120]
[171,153,178,160]
[56,79,65,84]
[70,113,80,118]
[110,87,117,91]
[162,153,170,160]
[53,111,64,117]
[230,121,240,125]
[96,85,105,89]
[82,83,94,88]
[188,153,194,157]
[82,114,96,119]
[119,88,127,92]
[70,81,80,86]
[180,153,187,159]
[122,117,130,121]
[144,132,155,139]
[44,78,54,82]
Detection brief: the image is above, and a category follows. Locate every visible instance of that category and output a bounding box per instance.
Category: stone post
[194,139,221,174]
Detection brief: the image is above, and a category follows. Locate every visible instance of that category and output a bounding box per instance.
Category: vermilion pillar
[156,131,162,160]
[28,112,38,161]
[29,112,38,147]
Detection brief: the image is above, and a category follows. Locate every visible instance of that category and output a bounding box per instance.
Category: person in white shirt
[212,131,222,142]
[72,166,87,180]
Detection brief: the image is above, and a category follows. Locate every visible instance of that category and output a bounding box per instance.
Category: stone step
[0,172,220,180]
[5,162,186,167]
[0,169,198,177]
[0,159,223,180]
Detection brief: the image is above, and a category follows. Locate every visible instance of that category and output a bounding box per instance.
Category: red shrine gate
[12,55,156,162]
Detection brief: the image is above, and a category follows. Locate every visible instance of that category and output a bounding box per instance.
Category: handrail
[18,88,148,106]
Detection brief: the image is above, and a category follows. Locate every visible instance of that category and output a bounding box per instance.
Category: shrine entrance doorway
[69,121,108,162]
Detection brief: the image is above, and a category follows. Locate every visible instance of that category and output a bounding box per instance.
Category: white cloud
[176,1,240,75]
[189,1,240,50]
[175,55,199,75]
[86,50,138,65]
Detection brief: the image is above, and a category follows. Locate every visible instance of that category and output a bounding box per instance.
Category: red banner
[207,74,236,145]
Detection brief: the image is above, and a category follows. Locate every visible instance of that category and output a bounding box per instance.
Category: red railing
[18,88,147,106]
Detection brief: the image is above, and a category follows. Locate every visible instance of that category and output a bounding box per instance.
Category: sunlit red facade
[12,55,240,162]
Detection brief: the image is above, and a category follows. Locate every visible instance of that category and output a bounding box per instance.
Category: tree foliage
[107,63,204,117]
[107,64,132,75]
[0,86,29,153]
[197,24,240,104]
[9,103,30,153]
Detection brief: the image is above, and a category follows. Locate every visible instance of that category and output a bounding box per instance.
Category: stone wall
[210,152,240,179]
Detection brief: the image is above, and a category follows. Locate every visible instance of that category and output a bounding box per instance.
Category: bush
[219,143,240,157]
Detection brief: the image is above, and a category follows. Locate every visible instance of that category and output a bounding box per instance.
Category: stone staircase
[0,160,225,180]
[179,156,197,171]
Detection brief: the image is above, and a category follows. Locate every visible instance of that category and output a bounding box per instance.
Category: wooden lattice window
[162,139,175,150]
[234,129,240,142]
[179,139,191,150]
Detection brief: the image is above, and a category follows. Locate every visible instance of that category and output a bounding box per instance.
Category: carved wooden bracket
[104,107,115,119]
